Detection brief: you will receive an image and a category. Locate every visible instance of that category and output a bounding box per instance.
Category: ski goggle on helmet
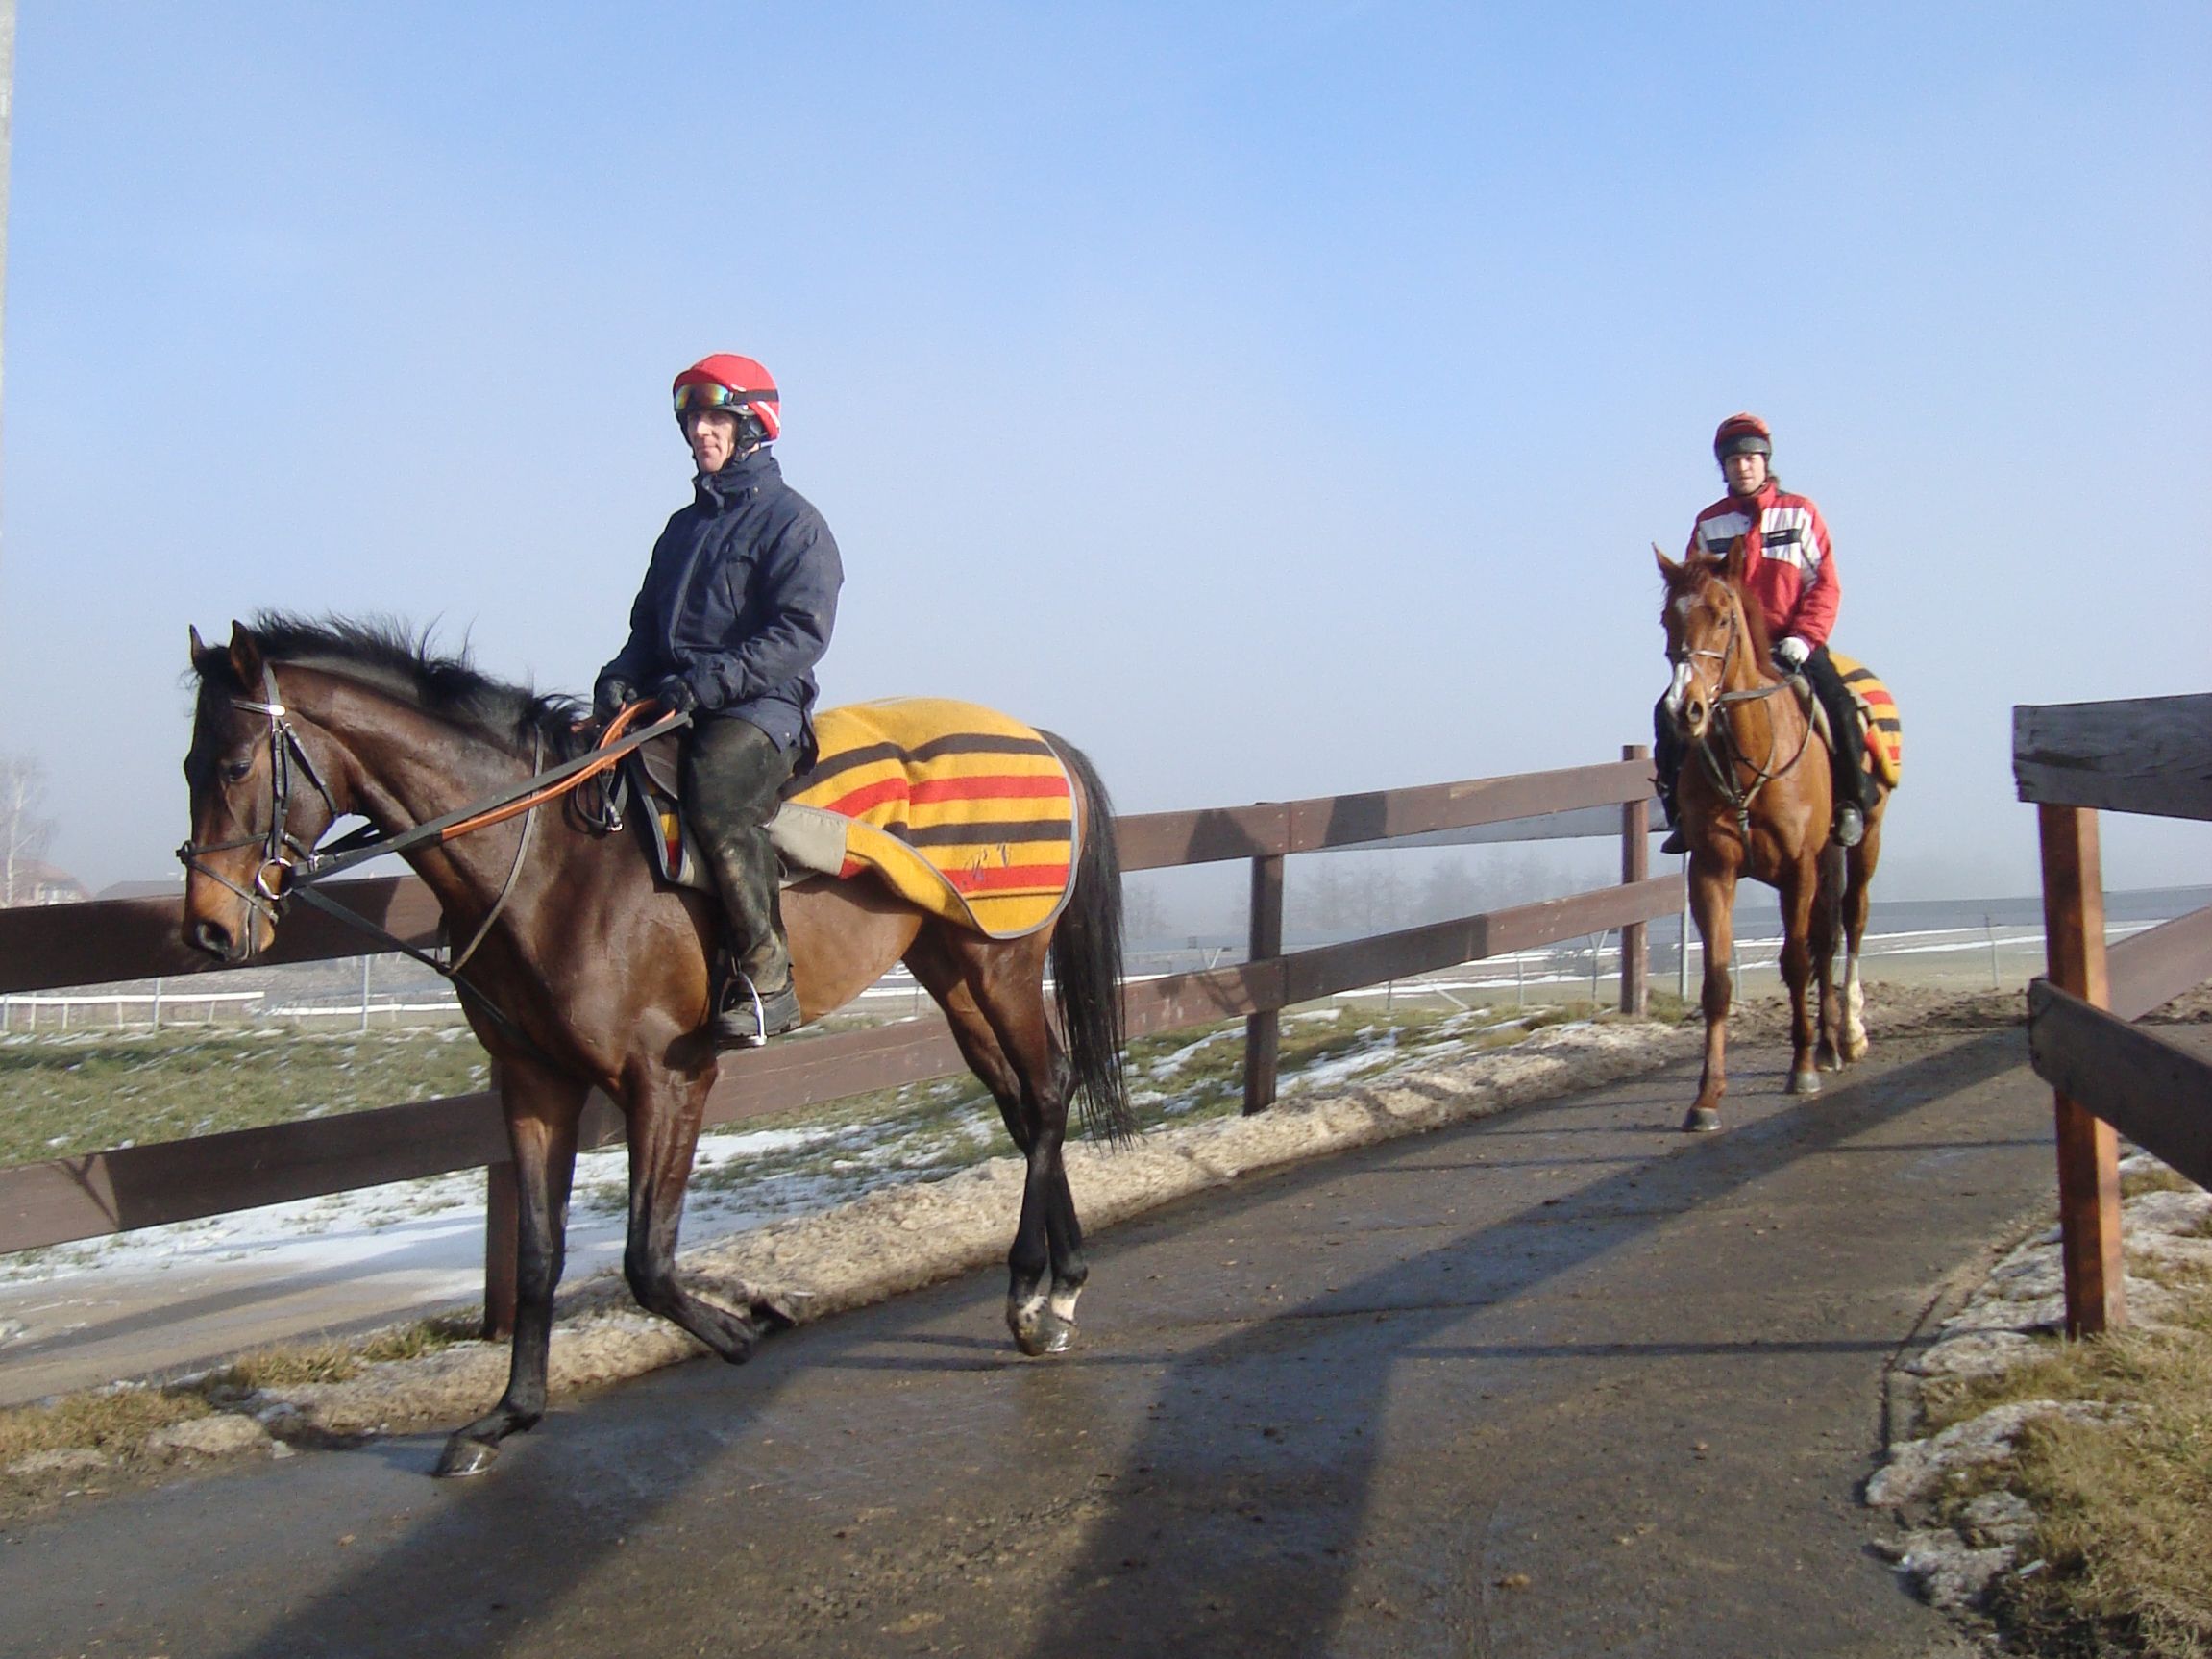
[671,353,782,441]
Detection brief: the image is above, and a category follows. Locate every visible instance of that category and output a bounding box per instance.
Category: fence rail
[1,753,1680,1334]
[2016,692,2212,1336]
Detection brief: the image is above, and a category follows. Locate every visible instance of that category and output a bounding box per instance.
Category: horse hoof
[1787,1069,1821,1096]
[1682,1106,1722,1133]
[1816,1044,1841,1072]
[433,1435,500,1478]
[1012,1310,1075,1357]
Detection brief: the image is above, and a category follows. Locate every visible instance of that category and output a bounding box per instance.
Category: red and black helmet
[1712,411,1772,461]
[672,353,781,441]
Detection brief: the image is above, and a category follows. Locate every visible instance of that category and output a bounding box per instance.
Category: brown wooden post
[481,1062,519,1340]
[1243,854,1285,1114]
[2038,803,2125,1336]
[1619,744,1650,1015]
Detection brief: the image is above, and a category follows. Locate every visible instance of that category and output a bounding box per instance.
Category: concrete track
[1,1028,2050,1658]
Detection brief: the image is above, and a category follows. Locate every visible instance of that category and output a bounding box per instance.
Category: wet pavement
[1,1028,2050,1657]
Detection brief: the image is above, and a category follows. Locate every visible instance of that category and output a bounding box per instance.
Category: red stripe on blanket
[944,863,1073,895]
[907,775,1070,805]
[821,777,912,819]
[820,772,1071,820]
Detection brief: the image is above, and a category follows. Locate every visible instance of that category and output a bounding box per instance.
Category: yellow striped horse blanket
[785,698,1080,940]
[1829,651,1902,788]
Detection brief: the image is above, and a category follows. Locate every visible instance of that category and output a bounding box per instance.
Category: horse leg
[1685,855,1736,1132]
[1841,798,1883,1062]
[1778,857,1823,1096]
[437,1061,585,1477]
[1812,842,1845,1072]
[914,925,1085,1356]
[621,1061,789,1361]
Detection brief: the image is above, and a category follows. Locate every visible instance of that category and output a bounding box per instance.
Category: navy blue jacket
[598,449,843,752]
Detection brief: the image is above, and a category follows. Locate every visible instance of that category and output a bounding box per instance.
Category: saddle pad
[784,698,1080,940]
[1829,650,1902,788]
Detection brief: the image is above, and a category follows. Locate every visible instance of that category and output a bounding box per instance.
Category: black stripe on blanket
[795,731,1062,789]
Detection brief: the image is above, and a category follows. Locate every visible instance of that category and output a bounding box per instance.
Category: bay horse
[180,616,1130,1476]
[1654,544,1887,1132]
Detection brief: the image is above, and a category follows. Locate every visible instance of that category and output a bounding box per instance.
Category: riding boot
[1803,648,1871,849]
[683,716,802,1048]
[1652,701,1689,855]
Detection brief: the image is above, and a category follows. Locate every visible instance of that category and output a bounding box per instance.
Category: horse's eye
[222,758,253,784]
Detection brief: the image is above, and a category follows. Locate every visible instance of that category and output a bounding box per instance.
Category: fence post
[1243,853,1285,1114]
[482,1061,520,1340]
[1620,743,1649,1014]
[2038,803,2124,1336]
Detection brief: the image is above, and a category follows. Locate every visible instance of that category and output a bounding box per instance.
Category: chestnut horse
[180,617,1130,1476]
[1654,545,1887,1132]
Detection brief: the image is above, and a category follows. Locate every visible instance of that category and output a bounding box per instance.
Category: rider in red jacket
[1657,413,1871,852]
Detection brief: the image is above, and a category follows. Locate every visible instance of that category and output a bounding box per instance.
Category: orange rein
[426,699,668,847]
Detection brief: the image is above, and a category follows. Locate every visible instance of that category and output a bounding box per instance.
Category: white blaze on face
[1664,659,1694,718]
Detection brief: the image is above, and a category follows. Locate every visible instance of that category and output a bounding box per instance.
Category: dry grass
[0,1385,210,1466]
[0,1317,475,1475]
[202,1316,473,1394]
[1921,1267,2212,1657]
[2123,1163,2202,1201]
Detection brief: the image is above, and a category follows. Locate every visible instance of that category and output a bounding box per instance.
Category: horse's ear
[188,624,209,660]
[1654,543,1681,580]
[227,620,264,685]
[1723,535,1750,584]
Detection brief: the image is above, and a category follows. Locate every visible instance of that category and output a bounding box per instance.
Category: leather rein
[1674,599,1817,846]
[177,667,686,1056]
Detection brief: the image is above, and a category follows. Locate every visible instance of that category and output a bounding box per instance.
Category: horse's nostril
[191,919,233,958]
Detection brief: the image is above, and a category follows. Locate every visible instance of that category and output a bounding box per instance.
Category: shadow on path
[1014,1028,2029,1658]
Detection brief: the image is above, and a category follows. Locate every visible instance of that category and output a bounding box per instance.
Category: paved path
[1,1028,2051,1658]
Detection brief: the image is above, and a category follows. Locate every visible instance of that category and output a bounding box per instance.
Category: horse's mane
[203,613,594,762]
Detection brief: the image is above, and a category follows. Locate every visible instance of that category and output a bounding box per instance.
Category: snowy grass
[1,999,1636,1293]
[1914,1179,2212,1656]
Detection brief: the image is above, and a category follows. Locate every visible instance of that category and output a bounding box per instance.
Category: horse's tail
[1043,734,1133,1146]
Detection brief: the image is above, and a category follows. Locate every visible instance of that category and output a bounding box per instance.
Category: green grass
[0,1026,493,1169]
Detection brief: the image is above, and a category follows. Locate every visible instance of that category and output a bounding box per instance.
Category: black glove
[592,677,637,721]
[651,674,700,717]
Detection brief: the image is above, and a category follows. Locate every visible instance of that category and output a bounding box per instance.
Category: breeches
[681,716,796,978]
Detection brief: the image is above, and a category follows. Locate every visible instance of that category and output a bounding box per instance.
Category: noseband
[175,664,339,931]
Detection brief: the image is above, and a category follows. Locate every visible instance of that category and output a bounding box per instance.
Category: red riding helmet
[672,353,781,442]
[1712,411,1772,461]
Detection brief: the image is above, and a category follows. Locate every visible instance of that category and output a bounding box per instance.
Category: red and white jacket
[1684,482,1839,648]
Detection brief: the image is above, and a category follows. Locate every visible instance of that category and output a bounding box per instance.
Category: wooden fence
[2015,693,2212,1336]
[0,748,1681,1332]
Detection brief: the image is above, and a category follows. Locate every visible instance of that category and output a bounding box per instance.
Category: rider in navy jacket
[597,445,842,755]
[596,354,843,1047]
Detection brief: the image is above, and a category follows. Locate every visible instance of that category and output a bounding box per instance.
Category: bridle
[1669,587,1815,845]
[176,663,339,936]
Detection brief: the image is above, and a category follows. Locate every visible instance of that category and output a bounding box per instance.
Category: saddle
[613,698,1084,941]
[613,734,848,894]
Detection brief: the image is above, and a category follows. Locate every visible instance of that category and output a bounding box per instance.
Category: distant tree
[1418,856,1482,922]
[1121,878,1169,945]
[1356,858,1407,934]
[1291,858,1358,935]
[0,754,56,906]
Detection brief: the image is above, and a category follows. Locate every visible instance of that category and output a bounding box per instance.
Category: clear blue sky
[3,2,2207,897]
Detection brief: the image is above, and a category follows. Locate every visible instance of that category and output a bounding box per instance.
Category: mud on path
[0,1003,2065,1658]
